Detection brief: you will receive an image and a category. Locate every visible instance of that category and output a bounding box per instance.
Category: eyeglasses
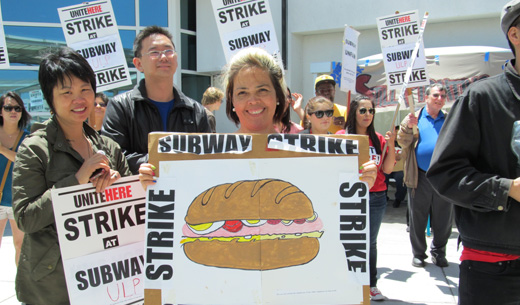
[145,49,176,59]
[309,109,334,118]
[3,105,21,112]
[358,107,375,115]
[431,93,447,99]
[95,102,107,108]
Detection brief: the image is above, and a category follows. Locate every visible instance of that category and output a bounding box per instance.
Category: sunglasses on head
[3,105,21,112]
[95,102,107,108]
[309,109,334,118]
[358,107,375,115]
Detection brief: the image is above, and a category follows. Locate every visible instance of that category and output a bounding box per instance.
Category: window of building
[140,0,168,27]
[182,73,211,103]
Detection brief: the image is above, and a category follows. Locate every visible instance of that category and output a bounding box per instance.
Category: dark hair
[134,25,175,58]
[223,48,288,129]
[0,91,31,129]
[302,96,334,130]
[277,87,294,133]
[345,95,381,155]
[38,47,96,113]
[95,92,109,104]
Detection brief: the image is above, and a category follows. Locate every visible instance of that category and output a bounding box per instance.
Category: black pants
[459,260,520,305]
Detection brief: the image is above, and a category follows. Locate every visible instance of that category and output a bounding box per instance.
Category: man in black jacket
[103,26,210,173]
[427,1,520,304]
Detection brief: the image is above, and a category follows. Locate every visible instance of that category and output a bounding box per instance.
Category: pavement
[0,185,460,305]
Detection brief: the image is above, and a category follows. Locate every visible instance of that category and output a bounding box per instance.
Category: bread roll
[183,237,320,270]
[185,179,314,225]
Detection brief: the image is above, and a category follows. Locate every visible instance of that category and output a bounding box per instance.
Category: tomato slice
[267,219,281,225]
[293,219,306,224]
[222,220,243,232]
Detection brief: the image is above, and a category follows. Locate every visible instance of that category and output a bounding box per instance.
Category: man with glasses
[427,2,520,303]
[397,83,453,268]
[102,25,210,174]
[314,75,347,133]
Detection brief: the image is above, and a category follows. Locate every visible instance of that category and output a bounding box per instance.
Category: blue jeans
[369,191,387,287]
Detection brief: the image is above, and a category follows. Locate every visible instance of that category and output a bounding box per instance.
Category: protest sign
[340,26,360,93]
[58,0,131,92]
[376,10,429,90]
[0,2,9,68]
[51,176,146,305]
[144,133,371,305]
[211,0,281,65]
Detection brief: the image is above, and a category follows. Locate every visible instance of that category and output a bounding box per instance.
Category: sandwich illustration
[181,179,324,270]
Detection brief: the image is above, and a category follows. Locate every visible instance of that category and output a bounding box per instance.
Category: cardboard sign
[58,0,132,91]
[376,10,429,90]
[144,133,371,305]
[211,0,281,65]
[51,176,146,305]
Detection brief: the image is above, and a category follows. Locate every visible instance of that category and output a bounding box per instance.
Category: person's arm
[12,142,78,233]
[102,97,147,174]
[291,93,305,121]
[195,102,212,133]
[382,131,396,175]
[427,94,512,212]
[397,113,417,149]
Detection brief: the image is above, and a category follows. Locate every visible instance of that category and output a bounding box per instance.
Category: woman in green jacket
[12,47,131,305]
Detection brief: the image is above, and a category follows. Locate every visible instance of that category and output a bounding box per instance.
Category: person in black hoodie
[427,1,520,304]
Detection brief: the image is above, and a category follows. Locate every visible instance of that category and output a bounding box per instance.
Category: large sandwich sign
[376,10,429,90]
[58,0,132,92]
[144,133,371,305]
[211,0,281,64]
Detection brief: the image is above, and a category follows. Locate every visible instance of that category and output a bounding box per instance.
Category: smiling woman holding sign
[138,48,378,189]
[12,47,131,305]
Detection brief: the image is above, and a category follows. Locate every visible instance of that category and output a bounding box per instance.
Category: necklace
[2,128,18,138]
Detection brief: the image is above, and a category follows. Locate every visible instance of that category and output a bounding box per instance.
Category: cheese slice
[181,231,324,244]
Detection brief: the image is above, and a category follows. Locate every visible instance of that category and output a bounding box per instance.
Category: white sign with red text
[51,176,146,305]
[58,0,131,91]
[51,176,145,260]
[64,242,144,305]
[376,10,429,90]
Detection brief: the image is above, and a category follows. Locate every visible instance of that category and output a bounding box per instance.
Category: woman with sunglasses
[300,96,334,134]
[139,48,379,191]
[0,92,30,267]
[90,92,109,134]
[337,95,396,301]
[12,47,131,305]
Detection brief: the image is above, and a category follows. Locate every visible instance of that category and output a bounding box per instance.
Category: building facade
[0,0,508,132]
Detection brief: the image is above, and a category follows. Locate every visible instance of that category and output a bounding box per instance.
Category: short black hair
[38,47,96,113]
[0,91,31,129]
[133,25,175,58]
